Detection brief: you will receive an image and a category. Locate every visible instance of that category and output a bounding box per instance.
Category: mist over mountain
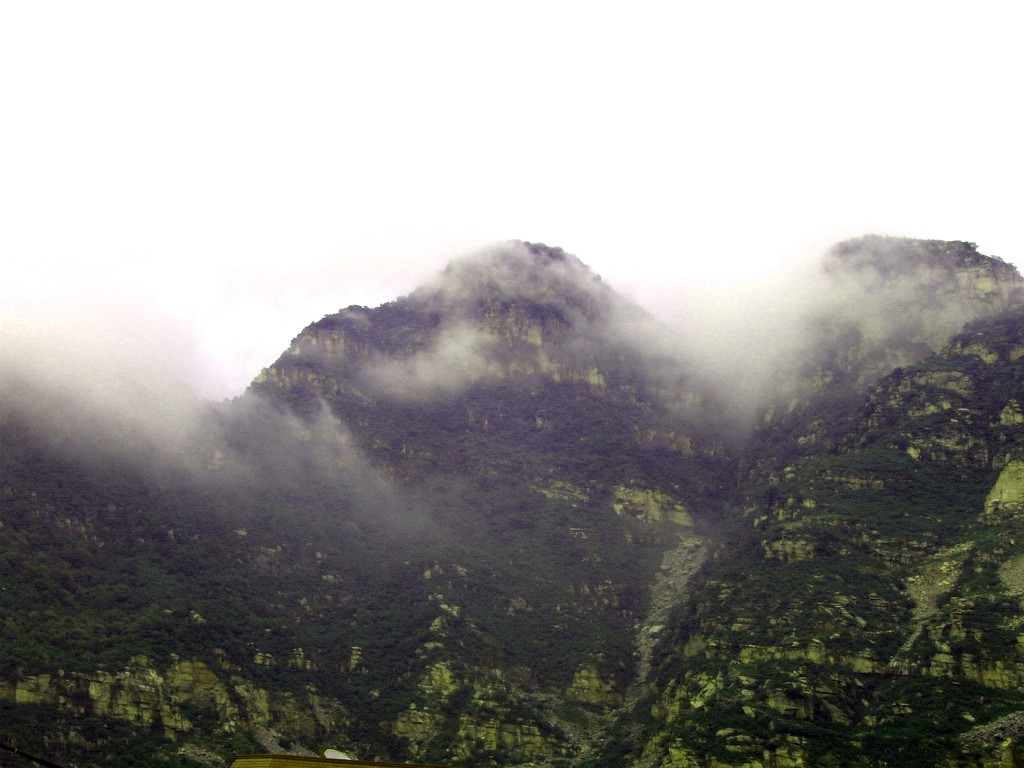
[2,237,1024,767]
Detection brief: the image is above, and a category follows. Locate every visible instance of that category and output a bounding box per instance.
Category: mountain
[1,238,1023,767]
[620,310,1024,768]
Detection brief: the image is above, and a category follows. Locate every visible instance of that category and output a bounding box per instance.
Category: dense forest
[2,238,1023,767]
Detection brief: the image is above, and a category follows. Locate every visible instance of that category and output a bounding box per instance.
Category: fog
[3,236,1021,505]
[0,299,408,522]
[358,324,503,400]
[281,235,1002,438]
[1,303,211,468]
[4,4,1021,402]
[351,242,711,411]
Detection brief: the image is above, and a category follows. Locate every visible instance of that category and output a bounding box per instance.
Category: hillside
[1,237,1023,767]
[613,310,1024,768]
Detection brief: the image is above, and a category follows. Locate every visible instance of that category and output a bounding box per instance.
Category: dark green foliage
[633,303,1024,765]
[2,240,1023,766]
[0,701,255,768]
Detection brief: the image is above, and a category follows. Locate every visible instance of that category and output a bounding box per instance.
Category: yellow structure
[229,757,452,768]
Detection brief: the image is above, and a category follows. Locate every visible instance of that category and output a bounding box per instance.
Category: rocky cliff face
[748,238,1023,473]
[1,237,1023,767]
[1,656,343,752]
[619,278,1024,767]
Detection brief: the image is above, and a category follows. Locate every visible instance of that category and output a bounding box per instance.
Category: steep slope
[608,303,1024,760]
[241,242,734,760]
[747,236,1023,473]
[249,241,726,490]
[0,242,730,766]
[1,237,1022,768]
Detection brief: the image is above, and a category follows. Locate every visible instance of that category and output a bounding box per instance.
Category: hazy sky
[3,2,1022,398]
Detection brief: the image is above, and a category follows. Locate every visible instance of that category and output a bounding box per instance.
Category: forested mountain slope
[1,238,1022,767]
[611,310,1024,768]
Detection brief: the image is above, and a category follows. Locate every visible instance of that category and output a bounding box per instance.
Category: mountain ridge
[1,236,1023,767]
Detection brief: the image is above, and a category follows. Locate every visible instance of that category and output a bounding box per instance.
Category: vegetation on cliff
[1,237,1023,767]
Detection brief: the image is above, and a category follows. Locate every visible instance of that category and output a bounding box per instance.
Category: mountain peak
[825,234,1018,279]
[254,241,698,418]
[410,240,615,326]
[6,236,1024,767]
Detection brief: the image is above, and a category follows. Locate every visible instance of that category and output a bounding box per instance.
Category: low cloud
[5,236,1017,499]
[357,324,502,400]
[1,302,211,473]
[605,237,1024,442]
[412,241,619,329]
[0,301,408,523]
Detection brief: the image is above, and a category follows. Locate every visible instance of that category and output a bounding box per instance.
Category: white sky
[2,1,1022,398]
